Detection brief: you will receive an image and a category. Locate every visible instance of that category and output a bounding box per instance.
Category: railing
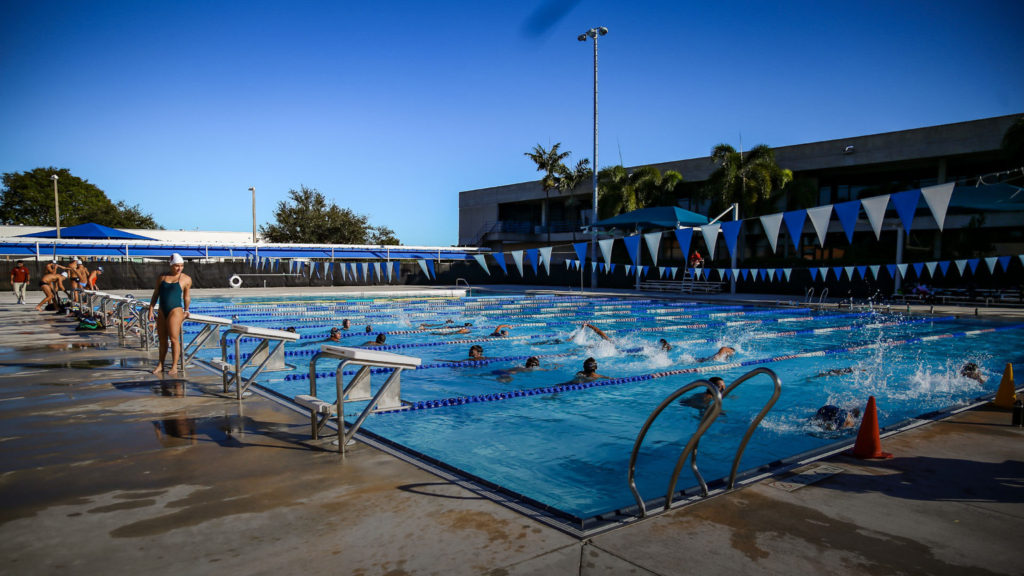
[626,367,782,517]
[818,288,829,303]
[805,287,814,302]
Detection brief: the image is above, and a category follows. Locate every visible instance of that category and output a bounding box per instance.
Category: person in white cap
[34,271,68,311]
[148,253,193,376]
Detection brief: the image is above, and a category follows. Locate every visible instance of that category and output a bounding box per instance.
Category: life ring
[229,274,243,288]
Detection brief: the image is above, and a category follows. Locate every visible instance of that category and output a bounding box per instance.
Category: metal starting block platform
[215,325,300,400]
[299,345,421,454]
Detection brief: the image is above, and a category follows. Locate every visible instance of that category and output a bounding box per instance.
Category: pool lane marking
[380,322,1024,414]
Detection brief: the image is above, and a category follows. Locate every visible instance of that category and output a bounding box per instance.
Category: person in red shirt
[689,250,704,269]
[10,260,30,304]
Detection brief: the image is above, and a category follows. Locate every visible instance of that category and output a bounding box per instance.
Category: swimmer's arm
[583,323,610,340]
[182,275,191,316]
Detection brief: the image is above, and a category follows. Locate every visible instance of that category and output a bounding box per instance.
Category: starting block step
[295,394,336,414]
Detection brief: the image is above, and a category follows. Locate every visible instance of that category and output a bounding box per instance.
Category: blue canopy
[19,222,155,240]
[593,206,709,231]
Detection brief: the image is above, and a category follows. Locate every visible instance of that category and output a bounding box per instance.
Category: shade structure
[18,222,156,240]
[593,206,709,231]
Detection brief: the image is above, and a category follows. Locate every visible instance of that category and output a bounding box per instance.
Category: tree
[556,158,593,239]
[597,165,684,219]
[524,143,570,242]
[0,167,160,228]
[699,144,792,216]
[259,186,400,245]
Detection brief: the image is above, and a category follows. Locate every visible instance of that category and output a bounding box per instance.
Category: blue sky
[2,1,1021,246]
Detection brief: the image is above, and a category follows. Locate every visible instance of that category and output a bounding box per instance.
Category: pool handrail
[627,367,782,517]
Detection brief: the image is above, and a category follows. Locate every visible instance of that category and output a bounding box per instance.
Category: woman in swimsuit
[148,253,193,376]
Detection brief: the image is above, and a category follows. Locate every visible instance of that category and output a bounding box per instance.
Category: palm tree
[700,144,792,216]
[556,158,592,240]
[525,143,571,242]
[597,165,685,219]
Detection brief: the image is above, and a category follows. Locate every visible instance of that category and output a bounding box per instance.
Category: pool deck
[1,286,1022,575]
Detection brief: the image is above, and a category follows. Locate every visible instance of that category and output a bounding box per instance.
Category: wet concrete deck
[1,287,1021,575]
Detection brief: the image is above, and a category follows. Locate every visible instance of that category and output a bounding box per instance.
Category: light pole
[50,174,61,239]
[248,186,256,243]
[578,26,607,289]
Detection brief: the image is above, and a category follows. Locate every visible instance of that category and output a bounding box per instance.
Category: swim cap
[60,272,68,277]
[170,253,184,264]
[97,266,104,272]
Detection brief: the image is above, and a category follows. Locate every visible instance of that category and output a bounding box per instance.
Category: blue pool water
[189,294,1024,521]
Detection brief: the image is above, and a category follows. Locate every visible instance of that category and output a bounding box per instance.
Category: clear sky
[2,1,1021,246]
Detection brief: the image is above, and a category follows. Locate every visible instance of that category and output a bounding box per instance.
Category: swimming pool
[189,293,1024,527]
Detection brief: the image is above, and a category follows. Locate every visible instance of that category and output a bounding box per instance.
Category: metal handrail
[805,287,814,302]
[626,367,782,517]
[818,288,829,303]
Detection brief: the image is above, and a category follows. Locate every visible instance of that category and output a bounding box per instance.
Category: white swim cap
[170,253,184,264]
[60,272,68,277]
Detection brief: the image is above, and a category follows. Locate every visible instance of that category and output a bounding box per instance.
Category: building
[458,114,1023,266]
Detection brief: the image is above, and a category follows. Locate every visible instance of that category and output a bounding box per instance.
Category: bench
[302,345,422,453]
[218,325,301,400]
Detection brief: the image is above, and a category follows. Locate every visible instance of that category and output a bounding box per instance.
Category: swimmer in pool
[814,367,866,378]
[360,333,387,347]
[494,356,544,383]
[697,346,735,363]
[432,323,472,335]
[341,318,351,331]
[658,338,672,351]
[468,344,485,359]
[490,324,511,337]
[960,362,986,383]
[572,357,609,382]
[811,405,861,431]
[679,377,726,411]
[325,327,343,342]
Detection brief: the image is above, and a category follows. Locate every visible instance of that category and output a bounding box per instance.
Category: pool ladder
[627,367,782,518]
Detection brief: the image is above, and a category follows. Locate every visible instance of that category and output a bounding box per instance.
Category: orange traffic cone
[993,363,1016,409]
[849,396,893,459]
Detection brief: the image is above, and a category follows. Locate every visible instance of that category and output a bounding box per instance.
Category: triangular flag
[925,261,937,277]
[831,267,842,281]
[984,257,998,274]
[669,266,677,279]
[700,223,720,258]
[609,263,616,274]
[766,268,776,282]
[967,259,979,275]
[573,242,589,265]
[623,235,642,266]
[759,213,784,253]
[720,221,742,260]
[674,228,694,260]
[886,264,898,278]
[833,200,860,244]
[955,259,969,276]
[624,264,633,276]
[868,265,880,280]
[493,252,508,275]
[938,260,951,276]
[818,267,829,280]
[912,262,924,278]
[592,262,599,274]
[393,261,401,282]
[525,249,539,276]
[362,262,371,281]
[998,255,1011,273]
[733,268,741,281]
[783,210,807,251]
[856,265,867,279]
[783,268,792,281]
[806,205,833,247]
[641,265,649,278]
[861,195,890,240]
[809,268,819,281]
[598,238,615,269]
[473,254,491,275]
[896,263,908,278]
[844,266,855,281]
[921,182,954,232]
[373,262,382,281]
[890,189,921,237]
[539,246,553,274]
[417,259,430,279]
[510,250,525,277]
[386,261,394,282]
[643,232,662,267]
